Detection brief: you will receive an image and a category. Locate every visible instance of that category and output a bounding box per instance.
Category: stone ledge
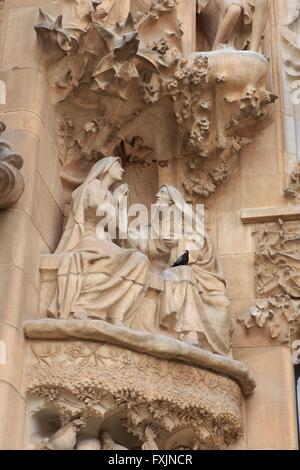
[24,319,256,396]
[240,205,300,224]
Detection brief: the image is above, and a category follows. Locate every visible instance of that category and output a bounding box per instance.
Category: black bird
[171,250,189,268]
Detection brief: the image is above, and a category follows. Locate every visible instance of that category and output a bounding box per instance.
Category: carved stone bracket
[0,122,24,209]
[239,220,300,345]
[25,337,244,450]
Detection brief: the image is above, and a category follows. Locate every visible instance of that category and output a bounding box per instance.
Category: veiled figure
[126,185,232,356]
[48,157,150,323]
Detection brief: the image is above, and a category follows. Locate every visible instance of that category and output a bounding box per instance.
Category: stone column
[177,0,196,56]
[0,0,64,449]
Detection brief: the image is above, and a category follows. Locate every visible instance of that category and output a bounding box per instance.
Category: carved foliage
[26,340,243,450]
[240,220,300,342]
[35,1,275,200]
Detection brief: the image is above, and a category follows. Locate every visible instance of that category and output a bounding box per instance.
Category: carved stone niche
[0,122,24,208]
[24,321,255,450]
[34,0,276,202]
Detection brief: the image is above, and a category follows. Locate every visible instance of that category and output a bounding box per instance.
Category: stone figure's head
[107,159,124,182]
[91,156,124,184]
[156,186,174,206]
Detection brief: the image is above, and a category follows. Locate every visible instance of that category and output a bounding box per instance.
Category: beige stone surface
[221,254,256,301]
[33,173,63,251]
[218,211,252,255]
[0,111,63,211]
[177,0,196,56]
[234,346,299,450]
[0,381,25,450]
[241,175,285,209]
[0,323,25,391]
[0,209,51,289]
[1,68,56,137]
[0,264,39,330]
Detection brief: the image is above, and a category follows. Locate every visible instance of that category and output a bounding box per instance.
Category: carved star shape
[93,13,160,85]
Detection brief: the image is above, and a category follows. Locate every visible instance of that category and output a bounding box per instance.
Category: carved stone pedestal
[24,320,255,450]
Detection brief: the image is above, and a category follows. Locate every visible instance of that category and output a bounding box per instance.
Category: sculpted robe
[48,158,150,322]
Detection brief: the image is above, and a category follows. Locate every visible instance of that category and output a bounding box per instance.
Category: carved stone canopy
[0,122,25,209]
[34,1,276,201]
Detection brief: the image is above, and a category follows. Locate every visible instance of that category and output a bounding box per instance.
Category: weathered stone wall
[0,0,64,449]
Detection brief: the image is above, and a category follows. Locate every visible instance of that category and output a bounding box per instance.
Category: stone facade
[0,0,299,450]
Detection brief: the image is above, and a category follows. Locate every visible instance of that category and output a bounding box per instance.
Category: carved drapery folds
[34,0,275,200]
[240,220,300,344]
[0,122,24,209]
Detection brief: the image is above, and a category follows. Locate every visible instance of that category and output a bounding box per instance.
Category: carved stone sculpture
[34,0,275,202]
[41,157,232,356]
[125,184,232,355]
[239,220,300,344]
[281,1,300,103]
[46,157,150,324]
[22,1,268,450]
[0,122,25,209]
[212,0,270,52]
[284,163,300,200]
[24,156,257,450]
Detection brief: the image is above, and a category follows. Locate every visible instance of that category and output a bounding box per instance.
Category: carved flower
[149,0,177,20]
[165,78,179,95]
[183,176,216,198]
[210,162,229,183]
[148,39,169,55]
[199,100,211,111]
[198,117,210,132]
[188,129,204,145]
[174,61,188,81]
[189,57,209,85]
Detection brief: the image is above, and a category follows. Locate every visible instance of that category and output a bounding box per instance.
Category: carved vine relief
[240,220,300,344]
[34,0,275,201]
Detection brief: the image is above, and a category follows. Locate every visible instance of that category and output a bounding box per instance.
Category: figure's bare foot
[180,331,199,347]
